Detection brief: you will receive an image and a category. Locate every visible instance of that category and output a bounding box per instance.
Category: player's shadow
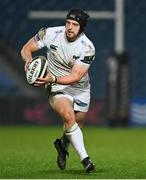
[40,168,109,176]
[63,169,85,174]
[40,169,83,175]
[65,168,109,174]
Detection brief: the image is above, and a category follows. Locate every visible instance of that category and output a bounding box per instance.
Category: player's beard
[65,30,78,42]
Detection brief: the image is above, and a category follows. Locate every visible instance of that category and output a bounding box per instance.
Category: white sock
[65,122,88,161]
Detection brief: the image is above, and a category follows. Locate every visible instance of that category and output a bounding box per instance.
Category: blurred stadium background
[0,0,146,127]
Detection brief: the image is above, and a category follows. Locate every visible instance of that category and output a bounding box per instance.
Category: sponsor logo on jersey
[50,44,58,51]
[38,27,46,40]
[55,30,63,34]
[34,34,40,42]
[73,55,80,60]
[81,55,95,64]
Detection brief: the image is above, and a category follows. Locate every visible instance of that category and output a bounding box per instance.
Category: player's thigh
[75,111,87,128]
[49,95,74,118]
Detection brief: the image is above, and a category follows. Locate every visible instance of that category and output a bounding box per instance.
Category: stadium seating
[0,0,145,99]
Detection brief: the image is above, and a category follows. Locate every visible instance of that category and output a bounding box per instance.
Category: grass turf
[0,125,146,179]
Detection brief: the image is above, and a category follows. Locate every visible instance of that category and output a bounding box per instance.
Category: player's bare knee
[63,111,75,128]
[58,107,72,119]
[64,111,74,122]
[58,107,66,116]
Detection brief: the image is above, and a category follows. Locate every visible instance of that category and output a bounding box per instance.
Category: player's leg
[71,93,95,172]
[75,111,87,128]
[50,95,75,129]
[53,86,89,152]
[68,111,95,173]
[50,95,75,170]
[60,111,86,154]
[50,95,94,172]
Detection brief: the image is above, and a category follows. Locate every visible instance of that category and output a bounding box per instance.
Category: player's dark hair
[66,9,89,33]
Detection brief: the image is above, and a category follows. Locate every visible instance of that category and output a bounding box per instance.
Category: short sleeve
[34,27,47,48]
[75,42,95,68]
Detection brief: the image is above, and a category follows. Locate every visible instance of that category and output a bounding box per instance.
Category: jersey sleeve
[75,42,95,68]
[34,26,64,49]
[34,27,47,48]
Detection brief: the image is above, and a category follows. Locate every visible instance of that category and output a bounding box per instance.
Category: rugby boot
[54,138,69,170]
[82,157,95,173]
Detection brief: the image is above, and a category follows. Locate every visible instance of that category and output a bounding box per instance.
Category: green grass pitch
[0,125,146,179]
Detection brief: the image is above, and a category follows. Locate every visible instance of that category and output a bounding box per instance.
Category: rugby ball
[26,56,48,85]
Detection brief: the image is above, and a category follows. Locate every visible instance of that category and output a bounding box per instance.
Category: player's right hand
[34,72,57,86]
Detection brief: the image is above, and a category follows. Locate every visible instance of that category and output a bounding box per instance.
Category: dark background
[0,0,145,126]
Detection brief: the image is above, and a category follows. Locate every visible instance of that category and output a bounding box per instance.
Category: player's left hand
[34,72,55,86]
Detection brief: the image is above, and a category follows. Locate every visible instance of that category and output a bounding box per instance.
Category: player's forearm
[55,74,80,85]
[51,66,86,85]
[21,47,32,62]
[36,64,87,86]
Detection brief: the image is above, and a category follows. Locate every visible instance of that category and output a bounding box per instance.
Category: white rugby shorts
[48,84,90,112]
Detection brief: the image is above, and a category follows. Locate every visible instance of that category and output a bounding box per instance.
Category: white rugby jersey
[34,26,95,89]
